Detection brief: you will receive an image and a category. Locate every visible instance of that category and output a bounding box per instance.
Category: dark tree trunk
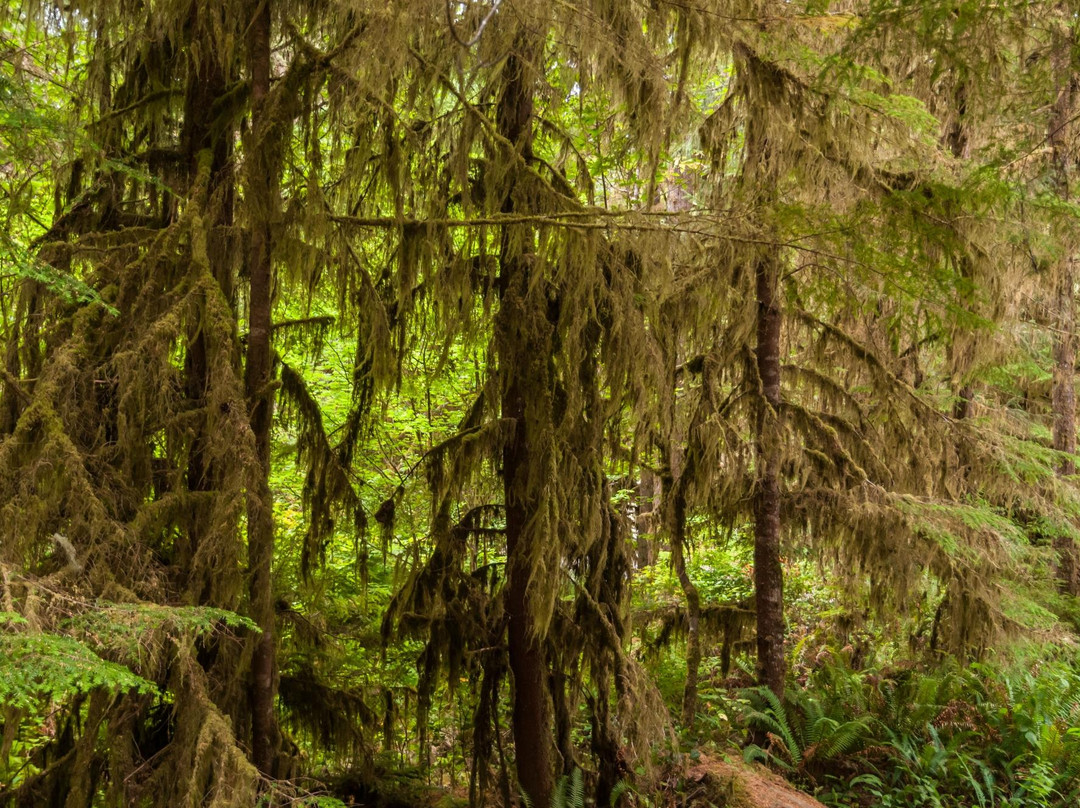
[245,0,278,776]
[589,671,620,808]
[180,1,236,605]
[1,285,40,433]
[495,43,555,808]
[1053,264,1076,477]
[658,307,699,724]
[1049,30,1080,595]
[947,78,974,423]
[635,469,661,568]
[1050,56,1078,478]
[1049,29,1075,473]
[739,47,787,698]
[754,255,785,698]
[503,461,554,808]
[669,483,701,726]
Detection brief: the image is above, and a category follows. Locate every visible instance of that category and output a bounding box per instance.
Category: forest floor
[338,755,829,808]
[685,754,827,808]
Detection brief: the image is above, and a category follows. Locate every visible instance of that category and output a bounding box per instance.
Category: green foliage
[4,0,1080,805]
[0,230,112,310]
[551,768,585,808]
[0,632,153,709]
[740,685,872,772]
[794,660,1080,808]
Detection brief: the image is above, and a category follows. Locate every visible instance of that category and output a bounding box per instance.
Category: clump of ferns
[545,769,640,808]
[739,686,873,780]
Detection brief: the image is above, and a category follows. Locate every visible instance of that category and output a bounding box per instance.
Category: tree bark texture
[245,0,278,776]
[495,42,555,808]
[1050,33,1078,478]
[669,483,701,726]
[180,1,237,606]
[754,254,786,698]
[1052,263,1076,477]
[947,78,975,423]
[1049,24,1080,595]
[741,47,787,699]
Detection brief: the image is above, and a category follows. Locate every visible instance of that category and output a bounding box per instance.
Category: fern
[740,685,874,772]
[608,779,634,807]
[551,769,585,808]
[741,686,802,766]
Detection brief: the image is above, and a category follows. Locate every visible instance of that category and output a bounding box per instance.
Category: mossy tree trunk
[946,77,975,423]
[659,311,701,726]
[753,251,785,698]
[741,47,786,699]
[1049,22,1080,595]
[495,40,555,808]
[669,482,701,726]
[1052,264,1076,478]
[180,2,238,607]
[244,0,279,776]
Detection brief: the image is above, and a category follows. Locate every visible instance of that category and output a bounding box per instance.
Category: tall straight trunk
[181,2,236,605]
[1050,45,1078,477]
[495,44,555,808]
[738,47,790,695]
[754,254,785,697]
[946,78,975,422]
[245,0,278,776]
[659,314,700,725]
[1053,264,1076,477]
[1049,29,1079,594]
[669,483,701,725]
[740,46,786,698]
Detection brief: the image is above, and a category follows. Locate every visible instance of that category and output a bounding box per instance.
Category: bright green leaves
[0,633,153,710]
[0,602,256,710]
[61,603,257,668]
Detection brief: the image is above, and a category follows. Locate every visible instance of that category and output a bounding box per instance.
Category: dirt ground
[685,753,828,808]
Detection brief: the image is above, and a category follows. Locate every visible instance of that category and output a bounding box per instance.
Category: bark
[634,469,662,568]
[947,79,974,423]
[180,1,236,605]
[245,0,279,776]
[754,253,785,698]
[669,483,701,726]
[1050,43,1078,478]
[1,283,40,433]
[741,47,786,698]
[495,42,555,808]
[1049,26,1080,595]
[944,79,970,161]
[658,304,699,723]
[1052,263,1077,477]
[503,465,554,808]
[589,673,620,808]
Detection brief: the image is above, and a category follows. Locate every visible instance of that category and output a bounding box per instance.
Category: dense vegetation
[4,1,1080,806]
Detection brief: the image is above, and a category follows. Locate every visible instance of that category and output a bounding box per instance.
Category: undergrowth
[722,658,1080,808]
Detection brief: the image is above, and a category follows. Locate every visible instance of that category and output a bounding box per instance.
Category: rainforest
[4,1,1080,806]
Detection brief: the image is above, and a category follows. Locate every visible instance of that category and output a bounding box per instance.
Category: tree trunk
[946,77,976,423]
[1053,263,1076,477]
[503,423,554,808]
[754,254,785,698]
[245,0,278,776]
[739,46,787,699]
[180,1,237,606]
[634,469,661,568]
[1052,258,1079,595]
[1050,25,1080,596]
[669,483,701,726]
[495,42,555,808]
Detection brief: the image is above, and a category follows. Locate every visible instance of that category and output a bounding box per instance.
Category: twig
[445,0,502,49]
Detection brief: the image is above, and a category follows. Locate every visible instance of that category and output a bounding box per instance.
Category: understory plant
[736,658,1080,807]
